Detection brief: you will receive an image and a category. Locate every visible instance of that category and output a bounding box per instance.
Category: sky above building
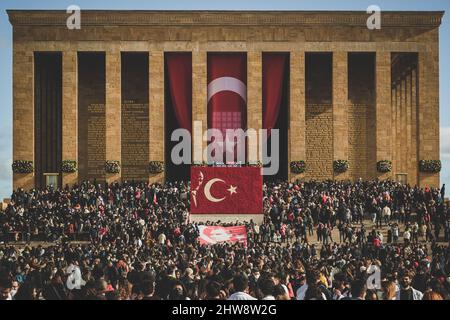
[0,0,448,198]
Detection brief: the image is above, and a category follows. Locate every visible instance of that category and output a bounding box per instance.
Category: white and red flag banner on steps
[198,225,248,246]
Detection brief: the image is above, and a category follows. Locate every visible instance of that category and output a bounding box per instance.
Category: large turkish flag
[190,167,263,214]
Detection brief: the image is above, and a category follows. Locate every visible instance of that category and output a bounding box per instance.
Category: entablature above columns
[8,10,443,44]
[12,41,433,54]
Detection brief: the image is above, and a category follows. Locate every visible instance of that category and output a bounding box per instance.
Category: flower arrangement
[210,162,226,167]
[149,161,165,174]
[192,161,209,167]
[61,160,77,173]
[419,160,441,173]
[192,161,263,168]
[290,161,306,174]
[12,160,34,174]
[333,160,349,174]
[377,160,392,173]
[247,161,263,168]
[105,161,121,174]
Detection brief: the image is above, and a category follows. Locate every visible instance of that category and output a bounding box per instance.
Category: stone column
[405,70,412,181]
[332,52,348,180]
[418,47,440,188]
[375,52,393,180]
[149,51,165,183]
[289,51,306,182]
[13,48,35,191]
[391,83,397,175]
[399,77,406,174]
[62,51,78,187]
[192,50,207,164]
[410,67,418,185]
[105,50,121,183]
[247,51,262,164]
[396,81,401,175]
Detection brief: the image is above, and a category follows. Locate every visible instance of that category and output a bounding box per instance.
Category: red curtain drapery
[262,53,287,135]
[166,53,192,132]
[207,53,247,132]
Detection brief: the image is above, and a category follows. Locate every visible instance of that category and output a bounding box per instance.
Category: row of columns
[13,49,440,190]
[291,51,393,182]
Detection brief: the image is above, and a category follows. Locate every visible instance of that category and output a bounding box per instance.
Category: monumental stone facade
[8,10,443,190]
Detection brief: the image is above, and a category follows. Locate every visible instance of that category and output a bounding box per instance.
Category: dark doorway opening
[34,52,62,189]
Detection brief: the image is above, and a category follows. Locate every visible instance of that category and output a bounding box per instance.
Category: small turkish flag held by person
[198,225,248,246]
[190,167,263,214]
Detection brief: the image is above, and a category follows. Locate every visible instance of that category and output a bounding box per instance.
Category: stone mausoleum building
[8,10,443,191]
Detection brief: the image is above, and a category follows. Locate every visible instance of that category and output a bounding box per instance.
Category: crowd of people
[0,179,449,300]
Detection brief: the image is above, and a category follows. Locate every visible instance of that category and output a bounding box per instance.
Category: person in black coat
[127,262,154,288]
[156,266,178,300]
[104,261,119,288]
[42,275,68,300]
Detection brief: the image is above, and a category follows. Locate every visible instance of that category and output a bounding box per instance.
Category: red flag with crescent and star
[190,167,263,214]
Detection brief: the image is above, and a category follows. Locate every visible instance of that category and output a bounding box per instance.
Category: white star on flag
[227,185,237,195]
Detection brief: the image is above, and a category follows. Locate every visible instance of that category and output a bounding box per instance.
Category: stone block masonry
[306,105,333,181]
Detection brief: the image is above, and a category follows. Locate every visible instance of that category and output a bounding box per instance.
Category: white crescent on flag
[207,76,247,103]
[204,178,227,203]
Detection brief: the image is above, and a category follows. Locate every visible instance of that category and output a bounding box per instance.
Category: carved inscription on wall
[78,53,106,182]
[87,103,106,178]
[121,100,149,181]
